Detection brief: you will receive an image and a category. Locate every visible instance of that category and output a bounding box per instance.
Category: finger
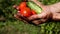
[13,5,19,10]
[14,14,29,23]
[14,14,23,20]
[16,11,21,16]
[32,20,42,25]
[32,19,47,25]
[28,12,47,20]
[16,11,24,17]
[15,13,30,22]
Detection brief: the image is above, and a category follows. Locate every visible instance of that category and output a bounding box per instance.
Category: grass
[0,20,60,34]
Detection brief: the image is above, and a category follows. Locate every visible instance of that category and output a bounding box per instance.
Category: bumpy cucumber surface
[27,1,42,14]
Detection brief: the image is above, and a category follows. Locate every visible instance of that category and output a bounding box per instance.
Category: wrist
[49,2,60,13]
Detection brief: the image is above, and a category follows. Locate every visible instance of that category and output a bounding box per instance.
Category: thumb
[28,12,47,21]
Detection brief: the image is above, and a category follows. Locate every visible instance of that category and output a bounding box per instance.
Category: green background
[0,0,60,34]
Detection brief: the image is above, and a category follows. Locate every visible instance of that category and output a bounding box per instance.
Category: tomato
[31,10,36,15]
[19,2,26,10]
[20,7,32,17]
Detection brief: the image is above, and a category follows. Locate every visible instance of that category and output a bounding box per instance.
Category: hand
[13,1,60,25]
[13,1,51,25]
[27,0,52,25]
[28,2,60,25]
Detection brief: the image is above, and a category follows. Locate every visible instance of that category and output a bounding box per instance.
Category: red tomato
[19,2,26,10]
[20,7,32,17]
[31,10,36,15]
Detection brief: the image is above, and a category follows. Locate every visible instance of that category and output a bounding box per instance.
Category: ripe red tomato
[31,10,36,15]
[20,7,32,17]
[19,2,26,10]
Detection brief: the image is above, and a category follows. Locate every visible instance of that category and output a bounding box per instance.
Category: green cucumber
[27,1,42,14]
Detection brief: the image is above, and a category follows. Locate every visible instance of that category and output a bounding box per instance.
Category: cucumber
[27,1,42,14]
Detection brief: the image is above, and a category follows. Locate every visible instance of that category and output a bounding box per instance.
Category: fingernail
[13,5,17,8]
[16,7,19,10]
[18,11,20,13]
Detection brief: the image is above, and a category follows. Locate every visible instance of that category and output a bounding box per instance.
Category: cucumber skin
[27,1,42,14]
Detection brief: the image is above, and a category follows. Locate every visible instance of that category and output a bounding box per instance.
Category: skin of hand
[13,0,60,25]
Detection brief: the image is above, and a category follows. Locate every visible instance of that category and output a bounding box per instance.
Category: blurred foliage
[0,0,60,34]
[0,0,22,20]
[38,0,60,5]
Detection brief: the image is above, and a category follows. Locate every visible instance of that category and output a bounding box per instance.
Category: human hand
[13,1,51,25]
[13,1,60,25]
[28,2,60,25]
[27,0,52,25]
